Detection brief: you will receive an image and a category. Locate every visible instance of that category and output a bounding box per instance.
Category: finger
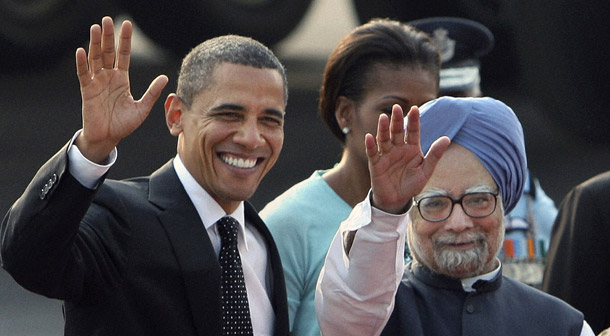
[75,48,91,87]
[116,20,133,72]
[87,24,103,74]
[390,104,405,145]
[137,75,169,111]
[74,48,91,88]
[375,113,391,153]
[405,106,421,147]
[422,136,451,178]
[364,133,379,164]
[100,16,116,69]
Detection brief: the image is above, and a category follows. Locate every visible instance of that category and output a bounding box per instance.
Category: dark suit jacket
[0,142,289,335]
[542,170,610,334]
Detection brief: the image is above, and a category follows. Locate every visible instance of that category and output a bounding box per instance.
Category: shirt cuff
[67,130,117,189]
[340,190,410,257]
[342,190,411,232]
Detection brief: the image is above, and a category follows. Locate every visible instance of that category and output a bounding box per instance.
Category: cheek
[410,223,439,252]
[182,129,204,156]
[261,131,284,169]
[482,211,504,232]
[408,221,435,262]
[199,123,229,150]
[475,220,498,239]
[364,114,382,135]
[268,131,284,154]
[196,133,213,157]
[479,215,504,250]
[410,211,437,237]
[353,110,380,135]
[491,213,505,240]
[414,223,433,238]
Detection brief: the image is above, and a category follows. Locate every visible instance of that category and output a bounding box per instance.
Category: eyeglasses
[413,192,498,222]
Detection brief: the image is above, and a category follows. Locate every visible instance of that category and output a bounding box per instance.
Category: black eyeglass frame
[413,192,499,222]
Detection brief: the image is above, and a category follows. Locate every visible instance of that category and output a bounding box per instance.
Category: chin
[434,248,488,279]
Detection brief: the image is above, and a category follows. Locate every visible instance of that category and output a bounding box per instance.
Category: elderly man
[315,97,594,335]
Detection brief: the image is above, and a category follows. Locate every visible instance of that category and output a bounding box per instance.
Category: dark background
[1,1,609,334]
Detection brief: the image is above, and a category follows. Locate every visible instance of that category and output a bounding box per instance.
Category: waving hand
[74,17,169,163]
[365,104,450,214]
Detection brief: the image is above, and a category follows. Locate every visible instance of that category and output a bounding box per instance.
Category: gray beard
[409,230,491,278]
[433,232,488,278]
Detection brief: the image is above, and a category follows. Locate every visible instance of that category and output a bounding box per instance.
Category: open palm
[75,17,168,163]
[365,105,450,214]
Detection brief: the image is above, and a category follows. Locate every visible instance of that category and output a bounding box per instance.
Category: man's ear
[335,96,354,131]
[165,94,184,136]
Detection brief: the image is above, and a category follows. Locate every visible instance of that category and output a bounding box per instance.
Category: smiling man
[315,97,594,336]
[0,17,289,336]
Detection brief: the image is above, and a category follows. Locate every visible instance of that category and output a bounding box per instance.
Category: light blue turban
[416,96,527,214]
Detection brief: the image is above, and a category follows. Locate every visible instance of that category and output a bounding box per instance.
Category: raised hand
[74,17,169,163]
[365,104,450,214]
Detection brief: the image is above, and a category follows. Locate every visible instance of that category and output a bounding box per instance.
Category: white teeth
[222,155,257,168]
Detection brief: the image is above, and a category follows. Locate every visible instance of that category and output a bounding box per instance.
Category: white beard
[433,231,488,277]
[408,229,501,278]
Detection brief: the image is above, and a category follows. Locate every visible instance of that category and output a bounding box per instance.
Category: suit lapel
[244,202,289,335]
[149,161,222,336]
[147,161,289,335]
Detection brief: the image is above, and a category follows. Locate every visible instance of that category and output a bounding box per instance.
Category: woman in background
[260,18,440,336]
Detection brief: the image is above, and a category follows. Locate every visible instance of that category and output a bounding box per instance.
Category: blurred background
[1,0,609,334]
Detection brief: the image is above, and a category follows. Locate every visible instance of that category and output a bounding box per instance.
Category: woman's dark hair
[319,18,440,143]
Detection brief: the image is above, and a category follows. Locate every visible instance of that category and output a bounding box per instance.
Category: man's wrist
[67,130,116,189]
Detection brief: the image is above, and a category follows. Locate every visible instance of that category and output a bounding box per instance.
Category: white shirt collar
[461,258,502,292]
[172,155,248,249]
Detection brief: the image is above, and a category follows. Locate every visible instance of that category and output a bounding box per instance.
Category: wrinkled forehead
[419,143,496,198]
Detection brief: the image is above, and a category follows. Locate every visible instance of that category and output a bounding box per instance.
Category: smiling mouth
[436,239,476,251]
[449,241,475,248]
[220,154,258,169]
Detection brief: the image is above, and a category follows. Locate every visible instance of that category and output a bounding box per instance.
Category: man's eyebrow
[415,184,496,200]
[465,184,496,193]
[416,188,448,199]
[209,104,284,120]
[210,103,244,112]
[264,108,285,120]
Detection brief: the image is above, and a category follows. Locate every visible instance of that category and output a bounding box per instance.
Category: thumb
[422,136,451,178]
[138,75,169,111]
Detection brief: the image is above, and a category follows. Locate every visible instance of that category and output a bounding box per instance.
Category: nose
[443,203,474,232]
[234,119,265,149]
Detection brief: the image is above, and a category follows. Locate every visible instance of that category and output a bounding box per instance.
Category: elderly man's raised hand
[365,105,450,214]
[74,17,168,163]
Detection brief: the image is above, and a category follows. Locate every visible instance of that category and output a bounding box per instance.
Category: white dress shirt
[67,131,274,335]
[314,191,595,336]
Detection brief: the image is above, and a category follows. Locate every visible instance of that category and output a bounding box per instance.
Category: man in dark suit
[543,170,610,334]
[0,16,289,336]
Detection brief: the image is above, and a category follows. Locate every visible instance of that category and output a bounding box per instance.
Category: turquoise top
[260,170,351,336]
